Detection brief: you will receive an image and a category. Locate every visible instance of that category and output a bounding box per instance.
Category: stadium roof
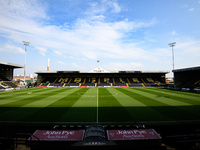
[35,68,169,74]
[173,66,200,72]
[0,61,24,68]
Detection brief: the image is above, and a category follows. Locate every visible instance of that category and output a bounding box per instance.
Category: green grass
[0,88,200,125]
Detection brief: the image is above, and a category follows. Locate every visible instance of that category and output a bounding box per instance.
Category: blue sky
[0,0,200,77]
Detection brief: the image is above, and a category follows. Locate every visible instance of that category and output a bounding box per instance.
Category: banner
[30,130,85,141]
[107,129,161,140]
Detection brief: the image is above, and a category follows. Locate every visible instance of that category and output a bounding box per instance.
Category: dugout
[35,68,169,87]
[0,61,23,81]
[173,66,200,90]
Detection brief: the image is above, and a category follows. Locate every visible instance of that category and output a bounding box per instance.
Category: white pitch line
[97,87,98,123]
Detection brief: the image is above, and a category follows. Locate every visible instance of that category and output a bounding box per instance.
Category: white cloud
[176,39,200,57]
[106,62,143,70]
[72,63,80,68]
[54,50,62,55]
[0,0,157,63]
[0,0,47,19]
[86,0,122,16]
[105,0,122,13]
[188,8,195,12]
[36,47,47,56]
[171,30,177,35]
[58,61,66,65]
[0,44,24,54]
[3,0,199,75]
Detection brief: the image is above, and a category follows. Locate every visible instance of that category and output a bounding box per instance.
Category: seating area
[37,76,165,87]
[1,81,17,88]
[0,75,9,81]
[0,76,18,89]
[178,79,200,89]
[0,84,5,89]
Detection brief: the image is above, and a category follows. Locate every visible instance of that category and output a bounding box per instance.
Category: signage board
[107,129,161,141]
[30,130,85,141]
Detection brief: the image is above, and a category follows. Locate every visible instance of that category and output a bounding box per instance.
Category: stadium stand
[0,75,9,81]
[173,66,200,91]
[1,81,17,88]
[35,70,168,88]
[0,62,23,89]
[0,84,5,89]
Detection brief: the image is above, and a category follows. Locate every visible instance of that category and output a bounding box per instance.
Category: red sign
[30,130,85,141]
[107,129,161,141]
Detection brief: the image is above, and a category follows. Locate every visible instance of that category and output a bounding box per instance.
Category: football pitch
[0,88,200,125]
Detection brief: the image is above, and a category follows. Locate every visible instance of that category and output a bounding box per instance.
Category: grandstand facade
[35,68,169,88]
[0,61,23,89]
[173,66,200,90]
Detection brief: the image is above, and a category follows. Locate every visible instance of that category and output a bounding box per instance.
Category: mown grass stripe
[98,88,134,123]
[143,88,200,102]
[107,88,146,107]
[125,88,200,121]
[142,88,200,105]
[157,88,200,98]
[58,88,98,123]
[115,88,172,122]
[0,88,60,105]
[98,88,121,107]
[127,88,191,106]
[0,88,42,97]
[72,88,97,107]
[0,88,68,107]
[22,88,79,107]
[21,88,90,122]
[0,88,75,121]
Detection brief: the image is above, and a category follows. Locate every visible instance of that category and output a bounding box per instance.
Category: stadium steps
[112,78,115,84]
[98,78,100,84]
[2,81,13,88]
[38,77,45,84]
[132,78,139,83]
[83,78,86,84]
[141,78,146,84]
[126,83,129,87]
[0,82,7,89]
[146,78,154,83]
[53,78,58,84]
[14,138,30,150]
[68,78,72,84]
[194,80,200,85]
[85,126,106,142]
[65,78,68,82]
[142,83,145,87]
[58,78,62,82]
[4,81,18,88]
[157,83,161,87]
[62,83,66,87]
[127,78,130,84]
[47,83,50,86]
